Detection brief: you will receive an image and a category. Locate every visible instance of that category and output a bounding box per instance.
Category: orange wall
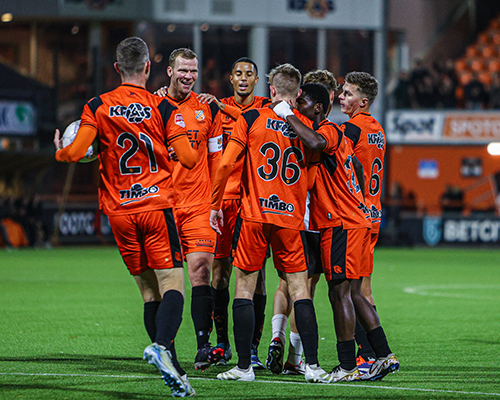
[386,145,500,213]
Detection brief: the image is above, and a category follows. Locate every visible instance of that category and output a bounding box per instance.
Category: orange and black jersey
[65,84,190,216]
[309,119,371,230]
[164,91,223,207]
[213,106,320,230]
[341,112,386,231]
[219,96,271,199]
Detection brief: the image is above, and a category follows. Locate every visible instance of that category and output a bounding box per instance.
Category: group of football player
[54,37,398,397]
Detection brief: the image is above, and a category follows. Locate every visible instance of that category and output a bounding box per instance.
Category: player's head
[303,69,339,114]
[167,48,199,98]
[296,83,330,123]
[115,37,150,80]
[267,63,302,103]
[303,69,339,95]
[230,57,259,97]
[339,71,378,116]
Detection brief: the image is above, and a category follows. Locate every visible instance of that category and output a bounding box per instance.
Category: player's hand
[168,146,178,161]
[271,100,294,119]
[155,86,168,97]
[197,93,225,111]
[54,129,63,151]
[209,209,224,235]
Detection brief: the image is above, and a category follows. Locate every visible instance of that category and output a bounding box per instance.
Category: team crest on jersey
[119,183,160,205]
[367,131,385,149]
[194,110,205,121]
[259,194,295,216]
[266,118,297,139]
[109,103,152,123]
[174,113,185,128]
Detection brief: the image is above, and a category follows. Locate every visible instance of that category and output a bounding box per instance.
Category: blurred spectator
[463,73,487,109]
[488,73,500,109]
[437,74,458,108]
[440,185,464,213]
[414,74,438,108]
[393,71,412,108]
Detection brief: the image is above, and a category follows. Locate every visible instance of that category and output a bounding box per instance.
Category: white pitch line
[1,372,499,397]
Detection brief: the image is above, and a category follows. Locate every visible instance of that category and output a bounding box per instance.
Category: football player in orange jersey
[162,48,224,371]
[198,58,270,369]
[273,82,399,383]
[338,71,387,371]
[54,37,197,397]
[268,70,339,376]
[210,64,328,383]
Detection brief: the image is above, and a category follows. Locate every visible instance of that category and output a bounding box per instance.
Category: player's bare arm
[272,100,326,151]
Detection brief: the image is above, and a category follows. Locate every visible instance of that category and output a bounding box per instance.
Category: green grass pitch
[1,246,499,399]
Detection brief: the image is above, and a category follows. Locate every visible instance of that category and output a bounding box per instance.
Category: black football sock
[337,340,357,371]
[191,285,214,349]
[252,293,266,349]
[144,301,161,342]
[233,298,254,370]
[169,342,186,376]
[212,286,230,344]
[366,326,392,358]
[155,290,184,349]
[354,319,376,360]
[294,299,319,365]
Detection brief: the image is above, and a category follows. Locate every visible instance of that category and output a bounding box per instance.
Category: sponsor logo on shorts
[119,183,160,205]
[266,118,297,139]
[109,103,152,123]
[195,239,214,248]
[259,194,295,216]
[174,252,182,261]
[334,265,343,274]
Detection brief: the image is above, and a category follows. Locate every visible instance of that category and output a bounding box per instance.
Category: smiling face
[167,56,199,100]
[230,62,259,99]
[339,82,366,117]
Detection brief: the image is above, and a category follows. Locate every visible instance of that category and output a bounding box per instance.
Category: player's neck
[350,107,370,118]
[121,76,147,88]
[234,92,254,106]
[167,86,191,102]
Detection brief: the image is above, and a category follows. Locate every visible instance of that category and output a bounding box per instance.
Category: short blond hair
[303,69,339,94]
[267,63,302,98]
[169,48,197,68]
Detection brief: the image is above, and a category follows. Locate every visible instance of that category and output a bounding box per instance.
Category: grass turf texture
[0,246,499,399]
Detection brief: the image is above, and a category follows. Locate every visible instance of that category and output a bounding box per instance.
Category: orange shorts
[368,231,379,273]
[108,209,183,276]
[320,226,371,281]
[215,198,240,259]
[233,219,307,274]
[174,203,217,255]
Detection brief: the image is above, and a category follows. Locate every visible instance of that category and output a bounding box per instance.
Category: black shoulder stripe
[88,96,103,115]
[209,101,220,118]
[243,109,260,129]
[262,98,272,106]
[158,99,177,128]
[342,121,361,146]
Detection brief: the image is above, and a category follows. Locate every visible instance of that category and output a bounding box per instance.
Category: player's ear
[360,96,369,108]
[114,62,121,75]
[166,65,173,78]
[315,102,322,115]
[296,88,302,99]
[254,75,259,84]
[269,85,277,97]
[144,61,151,76]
